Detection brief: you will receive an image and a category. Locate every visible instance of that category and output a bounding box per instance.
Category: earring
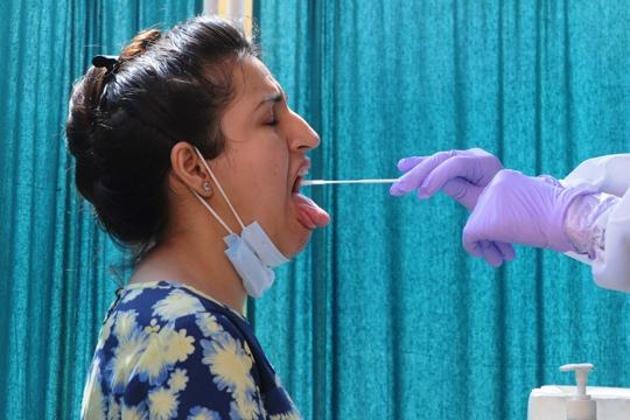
[202,181,211,192]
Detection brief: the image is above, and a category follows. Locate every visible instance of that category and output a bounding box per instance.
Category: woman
[390,149,630,292]
[67,16,329,419]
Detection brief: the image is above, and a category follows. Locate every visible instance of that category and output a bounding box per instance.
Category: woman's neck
[129,230,248,314]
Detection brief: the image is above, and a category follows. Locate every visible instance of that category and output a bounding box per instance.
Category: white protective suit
[561,154,630,291]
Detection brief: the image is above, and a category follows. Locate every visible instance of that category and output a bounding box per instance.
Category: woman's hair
[66,16,257,262]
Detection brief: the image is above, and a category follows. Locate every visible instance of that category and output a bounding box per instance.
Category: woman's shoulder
[84,280,272,419]
[96,280,253,361]
[110,280,243,327]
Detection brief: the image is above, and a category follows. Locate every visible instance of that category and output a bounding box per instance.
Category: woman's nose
[288,110,320,151]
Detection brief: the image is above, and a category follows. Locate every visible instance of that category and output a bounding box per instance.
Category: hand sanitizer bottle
[560,363,597,420]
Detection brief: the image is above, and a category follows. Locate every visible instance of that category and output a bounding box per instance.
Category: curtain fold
[0,2,200,418]
[253,1,630,419]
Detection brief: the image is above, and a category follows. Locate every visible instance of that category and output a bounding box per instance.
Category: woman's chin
[279,220,313,258]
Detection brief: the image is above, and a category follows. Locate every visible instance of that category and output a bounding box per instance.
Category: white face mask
[191,147,289,298]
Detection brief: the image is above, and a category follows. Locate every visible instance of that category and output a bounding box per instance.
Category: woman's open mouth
[291,173,330,230]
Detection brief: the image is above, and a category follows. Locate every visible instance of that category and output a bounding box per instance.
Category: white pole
[203,0,219,15]
[202,0,251,37]
[228,0,245,21]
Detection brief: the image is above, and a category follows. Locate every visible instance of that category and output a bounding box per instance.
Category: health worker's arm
[560,154,630,292]
[391,150,630,292]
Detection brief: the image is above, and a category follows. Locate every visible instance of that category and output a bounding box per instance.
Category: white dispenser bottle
[560,363,597,420]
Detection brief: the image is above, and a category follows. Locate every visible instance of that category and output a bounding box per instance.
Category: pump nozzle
[560,363,593,399]
[560,363,597,420]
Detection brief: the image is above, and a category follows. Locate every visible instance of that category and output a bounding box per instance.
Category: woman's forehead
[235,57,282,101]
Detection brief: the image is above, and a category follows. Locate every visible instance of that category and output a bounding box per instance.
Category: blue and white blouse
[80,280,300,419]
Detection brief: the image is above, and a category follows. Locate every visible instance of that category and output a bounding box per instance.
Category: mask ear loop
[191,190,235,235]
[193,146,247,232]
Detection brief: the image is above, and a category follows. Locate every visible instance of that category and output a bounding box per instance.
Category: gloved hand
[390,148,503,210]
[390,148,514,266]
[463,170,597,261]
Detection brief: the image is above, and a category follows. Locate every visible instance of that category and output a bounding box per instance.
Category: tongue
[293,193,330,229]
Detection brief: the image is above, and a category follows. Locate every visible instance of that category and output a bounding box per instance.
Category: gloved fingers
[480,241,516,266]
[463,225,515,266]
[389,150,456,196]
[478,240,504,267]
[462,218,486,258]
[420,155,479,197]
[441,178,483,211]
[463,236,483,258]
[397,156,425,172]
[495,241,515,261]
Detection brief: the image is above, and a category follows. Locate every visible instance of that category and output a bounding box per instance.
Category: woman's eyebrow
[254,90,287,111]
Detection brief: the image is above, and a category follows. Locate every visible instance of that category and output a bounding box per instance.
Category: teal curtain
[1,1,628,419]
[0,1,200,419]
[253,1,630,419]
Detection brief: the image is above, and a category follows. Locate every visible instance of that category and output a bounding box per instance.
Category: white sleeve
[560,154,630,291]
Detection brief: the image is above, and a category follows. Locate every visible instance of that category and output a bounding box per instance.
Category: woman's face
[203,56,329,257]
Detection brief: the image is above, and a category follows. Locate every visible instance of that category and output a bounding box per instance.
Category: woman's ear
[170,141,213,197]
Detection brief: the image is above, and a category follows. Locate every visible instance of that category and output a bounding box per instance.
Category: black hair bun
[65,16,255,259]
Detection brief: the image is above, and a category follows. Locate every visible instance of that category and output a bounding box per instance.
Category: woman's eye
[265,115,278,126]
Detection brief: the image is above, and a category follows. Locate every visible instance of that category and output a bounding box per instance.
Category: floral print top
[80,280,301,420]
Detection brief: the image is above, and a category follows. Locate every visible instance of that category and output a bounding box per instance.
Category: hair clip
[92,55,120,73]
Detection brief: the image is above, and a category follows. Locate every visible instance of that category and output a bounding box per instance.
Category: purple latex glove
[463,170,597,260]
[390,148,503,210]
[390,148,514,266]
